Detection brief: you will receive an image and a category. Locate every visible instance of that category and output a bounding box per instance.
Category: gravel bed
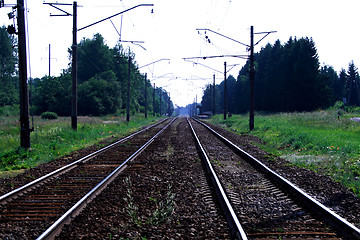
[1,117,359,239]
[0,136,121,196]
[55,118,230,239]
[202,120,360,229]
[191,119,342,238]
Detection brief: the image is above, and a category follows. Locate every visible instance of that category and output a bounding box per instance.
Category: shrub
[41,111,58,120]
[332,100,344,110]
[0,105,19,116]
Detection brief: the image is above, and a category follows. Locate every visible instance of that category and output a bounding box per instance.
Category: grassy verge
[0,114,163,174]
[208,111,360,196]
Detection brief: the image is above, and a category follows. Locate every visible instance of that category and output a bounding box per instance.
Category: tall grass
[209,111,360,196]
[0,114,162,172]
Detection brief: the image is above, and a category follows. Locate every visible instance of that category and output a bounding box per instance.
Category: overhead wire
[119,1,137,46]
[206,0,217,27]
[117,0,157,78]
[217,0,232,31]
[196,0,244,84]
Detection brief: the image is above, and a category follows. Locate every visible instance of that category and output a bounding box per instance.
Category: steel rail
[36,117,176,240]
[186,118,247,240]
[0,118,168,204]
[194,118,360,240]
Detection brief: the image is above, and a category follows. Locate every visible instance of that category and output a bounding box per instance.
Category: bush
[41,111,58,120]
[332,100,344,110]
[0,105,19,116]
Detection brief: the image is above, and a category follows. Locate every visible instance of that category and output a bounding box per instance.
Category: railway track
[0,118,174,239]
[1,117,359,239]
[188,118,360,240]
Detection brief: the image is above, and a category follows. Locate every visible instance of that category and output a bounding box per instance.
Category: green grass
[209,111,360,196]
[0,114,163,173]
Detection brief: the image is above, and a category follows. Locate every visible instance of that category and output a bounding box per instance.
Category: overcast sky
[1,0,360,107]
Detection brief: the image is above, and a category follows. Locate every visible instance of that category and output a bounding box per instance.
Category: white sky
[1,0,360,107]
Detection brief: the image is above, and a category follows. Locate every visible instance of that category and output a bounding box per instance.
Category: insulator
[7,25,16,35]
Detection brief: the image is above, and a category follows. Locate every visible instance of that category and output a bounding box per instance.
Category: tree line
[201,37,360,114]
[0,26,173,117]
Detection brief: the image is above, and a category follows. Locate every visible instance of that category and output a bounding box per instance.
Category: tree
[338,69,347,103]
[30,33,172,117]
[227,75,237,113]
[320,65,339,104]
[201,84,212,113]
[74,33,113,84]
[281,37,322,111]
[232,37,332,113]
[32,72,71,116]
[78,70,121,116]
[0,26,18,106]
[346,61,360,106]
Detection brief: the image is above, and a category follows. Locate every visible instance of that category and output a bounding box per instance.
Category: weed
[123,177,140,225]
[0,114,161,175]
[147,185,176,225]
[209,111,360,197]
[122,177,176,227]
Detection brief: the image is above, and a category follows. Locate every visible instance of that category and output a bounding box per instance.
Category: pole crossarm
[197,28,249,48]
[1,4,17,8]
[184,59,223,74]
[226,64,240,73]
[139,58,170,69]
[78,4,154,31]
[150,73,174,81]
[110,19,146,50]
[120,40,145,43]
[43,2,72,16]
[254,30,277,46]
[183,55,248,60]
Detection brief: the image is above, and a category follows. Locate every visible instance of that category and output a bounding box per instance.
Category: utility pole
[195,27,275,130]
[71,1,77,130]
[127,54,131,122]
[224,62,227,120]
[144,73,147,118]
[159,88,162,116]
[213,74,215,116]
[18,0,31,149]
[153,83,155,116]
[48,44,51,76]
[196,95,198,116]
[167,92,170,116]
[138,58,170,117]
[43,1,76,129]
[249,26,255,131]
[45,2,153,127]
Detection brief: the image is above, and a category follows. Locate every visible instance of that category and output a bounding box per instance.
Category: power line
[184,55,248,60]
[110,19,146,50]
[78,4,153,31]
[217,0,232,31]
[197,28,249,48]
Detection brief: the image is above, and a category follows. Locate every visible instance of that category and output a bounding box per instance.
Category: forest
[200,37,360,114]
[0,26,174,117]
